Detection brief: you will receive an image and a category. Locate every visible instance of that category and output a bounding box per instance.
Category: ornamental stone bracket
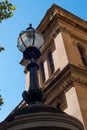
[59,76,74,93]
[60,75,87,94]
[44,72,87,106]
[44,74,74,106]
[72,76,87,88]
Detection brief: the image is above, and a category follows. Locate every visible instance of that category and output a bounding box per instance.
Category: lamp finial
[29,23,32,28]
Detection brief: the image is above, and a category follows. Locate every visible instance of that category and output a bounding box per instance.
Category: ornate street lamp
[17,24,45,104]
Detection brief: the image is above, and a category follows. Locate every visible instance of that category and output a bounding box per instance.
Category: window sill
[41,68,60,88]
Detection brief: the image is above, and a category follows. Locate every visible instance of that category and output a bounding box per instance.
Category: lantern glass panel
[17,29,44,52]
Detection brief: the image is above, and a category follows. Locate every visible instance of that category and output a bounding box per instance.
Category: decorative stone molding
[50,26,60,38]
[60,26,71,35]
[60,76,74,93]
[60,26,87,44]
[72,76,87,87]
[44,76,73,106]
[60,75,87,93]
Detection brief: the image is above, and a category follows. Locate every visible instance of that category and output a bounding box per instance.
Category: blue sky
[0,0,87,122]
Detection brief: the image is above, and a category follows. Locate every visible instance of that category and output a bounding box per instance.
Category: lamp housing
[17,24,44,52]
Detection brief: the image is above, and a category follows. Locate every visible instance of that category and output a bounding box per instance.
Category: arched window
[48,51,55,75]
[39,61,45,83]
[78,45,87,66]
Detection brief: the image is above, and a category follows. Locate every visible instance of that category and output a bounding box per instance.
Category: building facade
[20,4,87,129]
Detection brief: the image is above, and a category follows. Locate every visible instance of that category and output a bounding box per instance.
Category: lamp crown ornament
[26,23,33,30]
[17,24,46,104]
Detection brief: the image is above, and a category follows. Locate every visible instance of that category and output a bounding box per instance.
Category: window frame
[39,60,46,84]
[47,50,55,76]
[77,45,87,66]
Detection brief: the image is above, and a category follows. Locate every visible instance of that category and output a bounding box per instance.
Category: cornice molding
[43,64,87,98]
[72,76,87,88]
[60,75,87,94]
[56,14,87,33]
[44,73,87,106]
[60,26,87,44]
[60,76,74,93]
[37,4,87,33]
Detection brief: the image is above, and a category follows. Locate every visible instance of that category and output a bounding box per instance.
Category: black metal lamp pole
[22,46,45,104]
[17,24,46,104]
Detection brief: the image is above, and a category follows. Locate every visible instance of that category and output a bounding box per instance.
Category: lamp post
[17,24,45,104]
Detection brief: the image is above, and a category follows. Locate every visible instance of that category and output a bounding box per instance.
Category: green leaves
[0,46,5,52]
[0,0,16,22]
[0,95,3,106]
[0,0,15,108]
[0,94,3,109]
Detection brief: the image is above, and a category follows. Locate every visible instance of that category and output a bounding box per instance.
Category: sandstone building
[20,4,87,129]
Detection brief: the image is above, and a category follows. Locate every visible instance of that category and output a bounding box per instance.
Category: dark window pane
[48,51,55,75]
[78,45,87,66]
[40,61,45,83]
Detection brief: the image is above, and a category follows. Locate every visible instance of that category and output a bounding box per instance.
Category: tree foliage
[0,0,16,106]
[0,94,3,109]
[0,0,16,22]
[0,0,16,52]
[0,46,5,52]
